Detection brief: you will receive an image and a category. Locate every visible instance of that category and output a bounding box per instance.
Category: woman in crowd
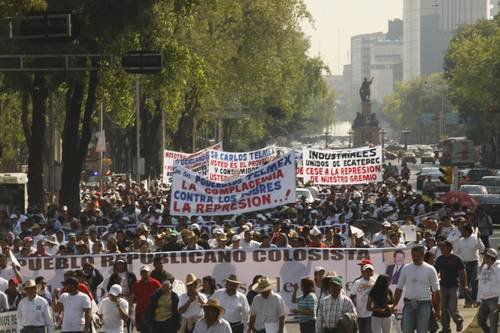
[200,275,217,298]
[291,277,317,333]
[367,274,393,333]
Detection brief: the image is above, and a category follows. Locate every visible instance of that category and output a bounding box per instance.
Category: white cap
[213,228,224,235]
[362,264,374,271]
[232,235,241,242]
[313,266,325,273]
[191,223,200,231]
[109,284,123,296]
[382,221,391,227]
[310,226,322,236]
[484,248,498,259]
[140,265,151,272]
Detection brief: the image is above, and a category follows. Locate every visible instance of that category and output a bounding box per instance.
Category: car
[481,176,500,194]
[416,167,450,191]
[420,151,436,164]
[476,196,500,223]
[384,150,397,160]
[296,188,314,203]
[460,168,492,185]
[401,152,417,164]
[459,185,488,196]
[493,170,500,176]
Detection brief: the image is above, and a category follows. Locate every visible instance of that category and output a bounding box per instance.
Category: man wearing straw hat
[248,277,286,333]
[211,274,250,333]
[17,279,55,333]
[193,299,231,333]
[179,273,208,333]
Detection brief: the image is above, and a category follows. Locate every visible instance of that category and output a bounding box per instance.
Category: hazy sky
[302,0,403,75]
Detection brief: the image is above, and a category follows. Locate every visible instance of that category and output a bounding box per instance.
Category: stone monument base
[353,126,380,147]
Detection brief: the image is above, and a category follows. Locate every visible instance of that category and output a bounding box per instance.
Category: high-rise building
[350,32,385,106]
[370,40,403,102]
[492,0,499,17]
[403,0,488,81]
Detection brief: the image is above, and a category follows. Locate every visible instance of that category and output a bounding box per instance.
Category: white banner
[18,248,411,309]
[302,146,383,185]
[163,142,222,185]
[170,152,296,216]
[0,311,17,333]
[208,146,277,183]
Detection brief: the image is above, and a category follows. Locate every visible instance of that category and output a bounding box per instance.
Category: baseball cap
[357,258,373,266]
[63,277,79,287]
[362,264,374,271]
[484,248,498,259]
[109,284,123,296]
[329,276,343,286]
[382,221,391,227]
[313,266,326,273]
[140,265,151,272]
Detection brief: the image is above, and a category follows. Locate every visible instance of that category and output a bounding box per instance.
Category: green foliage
[444,17,500,143]
[381,73,461,143]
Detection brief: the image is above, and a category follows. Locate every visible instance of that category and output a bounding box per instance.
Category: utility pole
[99,103,104,192]
[48,92,54,202]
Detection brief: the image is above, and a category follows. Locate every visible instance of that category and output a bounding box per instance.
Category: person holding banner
[393,245,441,333]
[17,279,55,333]
[210,274,250,333]
[178,274,207,333]
[248,277,286,333]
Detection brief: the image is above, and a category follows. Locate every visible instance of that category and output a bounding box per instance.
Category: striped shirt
[296,293,317,323]
[316,293,356,330]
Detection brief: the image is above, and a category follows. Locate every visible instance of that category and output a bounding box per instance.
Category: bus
[439,137,477,167]
[0,173,28,214]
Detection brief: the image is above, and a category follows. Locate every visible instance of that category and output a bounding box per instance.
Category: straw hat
[202,299,225,315]
[185,273,200,286]
[23,279,37,291]
[251,277,275,293]
[224,274,243,284]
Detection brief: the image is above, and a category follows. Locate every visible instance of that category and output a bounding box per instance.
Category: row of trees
[0,0,336,214]
[381,15,500,156]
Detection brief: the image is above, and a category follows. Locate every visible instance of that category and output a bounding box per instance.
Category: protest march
[0,142,497,333]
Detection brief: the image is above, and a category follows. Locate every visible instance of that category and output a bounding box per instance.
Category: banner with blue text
[171,152,296,216]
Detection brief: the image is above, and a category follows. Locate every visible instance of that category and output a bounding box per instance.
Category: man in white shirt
[476,248,500,333]
[350,264,375,333]
[193,299,231,333]
[211,274,250,333]
[394,245,441,333]
[240,229,261,250]
[249,277,286,333]
[53,277,92,333]
[454,224,484,307]
[17,279,55,333]
[178,273,208,333]
[97,284,129,333]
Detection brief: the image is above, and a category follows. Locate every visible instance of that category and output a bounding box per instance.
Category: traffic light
[439,167,453,184]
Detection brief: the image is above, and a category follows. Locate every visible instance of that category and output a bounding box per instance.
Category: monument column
[352,78,380,147]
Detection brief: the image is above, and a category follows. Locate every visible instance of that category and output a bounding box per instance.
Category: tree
[444,17,500,165]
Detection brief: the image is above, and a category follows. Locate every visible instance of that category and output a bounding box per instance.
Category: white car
[296,188,314,203]
[459,185,488,195]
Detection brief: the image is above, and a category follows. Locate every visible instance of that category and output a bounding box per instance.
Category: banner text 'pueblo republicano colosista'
[208,146,277,183]
[162,142,222,185]
[302,146,383,185]
[17,247,411,309]
[170,152,296,216]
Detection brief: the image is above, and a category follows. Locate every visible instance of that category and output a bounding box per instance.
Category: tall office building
[492,0,499,17]
[403,0,488,81]
[350,32,385,106]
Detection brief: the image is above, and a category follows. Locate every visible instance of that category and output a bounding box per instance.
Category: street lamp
[348,130,354,148]
[402,128,411,150]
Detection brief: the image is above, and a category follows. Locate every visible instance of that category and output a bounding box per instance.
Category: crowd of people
[0,165,497,333]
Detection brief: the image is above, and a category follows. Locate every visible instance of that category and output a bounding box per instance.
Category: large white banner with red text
[208,146,277,183]
[162,142,222,185]
[302,146,383,185]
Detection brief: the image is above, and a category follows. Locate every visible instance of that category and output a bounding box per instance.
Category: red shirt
[132,277,161,318]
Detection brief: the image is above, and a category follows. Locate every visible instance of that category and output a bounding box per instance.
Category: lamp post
[402,128,411,150]
[380,128,386,150]
[348,130,353,148]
